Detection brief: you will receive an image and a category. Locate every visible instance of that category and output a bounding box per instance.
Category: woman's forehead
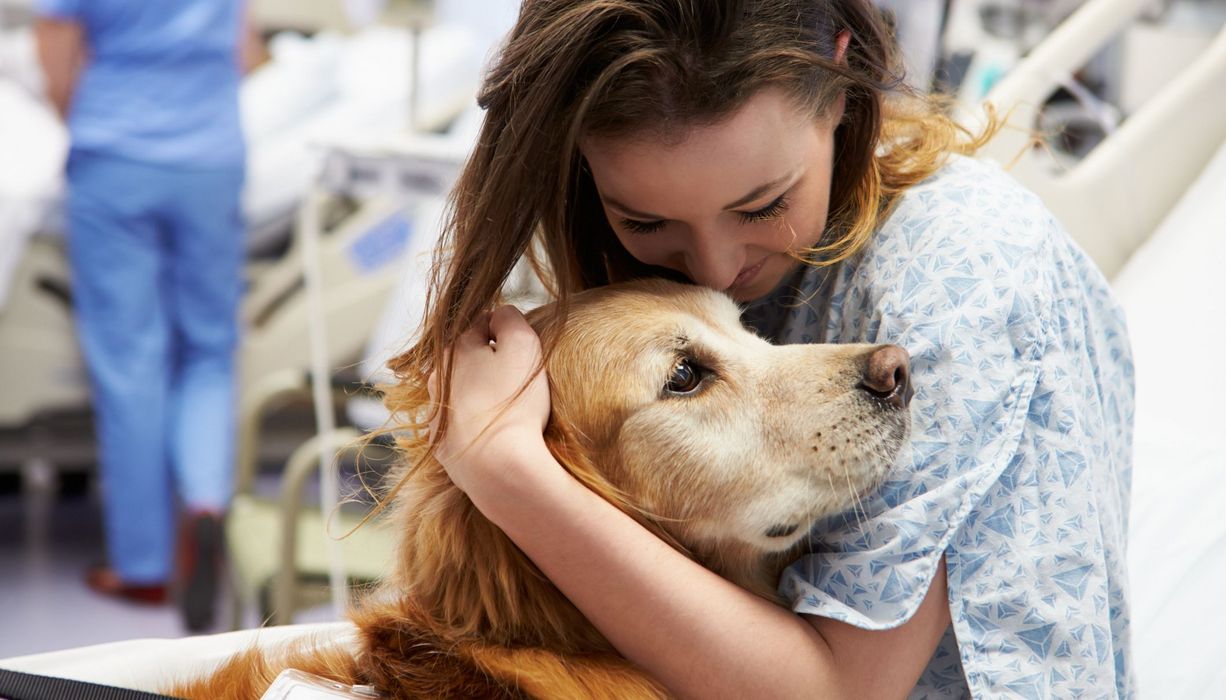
[581,89,827,209]
[582,88,815,164]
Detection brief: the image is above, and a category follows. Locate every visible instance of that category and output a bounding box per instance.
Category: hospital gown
[742,155,1135,698]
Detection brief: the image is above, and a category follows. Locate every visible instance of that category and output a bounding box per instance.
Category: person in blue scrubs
[34,0,249,631]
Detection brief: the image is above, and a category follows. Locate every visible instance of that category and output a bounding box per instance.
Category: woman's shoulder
[883,154,1056,255]
[814,156,1065,343]
[845,155,1065,300]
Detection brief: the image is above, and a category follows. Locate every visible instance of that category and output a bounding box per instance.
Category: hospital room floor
[0,477,340,659]
[0,476,196,658]
[0,407,339,659]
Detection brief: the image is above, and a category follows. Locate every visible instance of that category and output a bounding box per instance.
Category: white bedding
[0,79,67,308]
[0,622,357,693]
[1113,138,1226,698]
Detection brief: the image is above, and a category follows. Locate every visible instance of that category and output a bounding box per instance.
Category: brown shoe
[84,565,168,605]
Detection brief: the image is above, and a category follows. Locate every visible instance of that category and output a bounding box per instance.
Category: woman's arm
[437,306,951,699]
[481,444,950,699]
[33,17,84,120]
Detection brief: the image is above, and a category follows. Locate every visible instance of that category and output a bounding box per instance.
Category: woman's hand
[428,305,552,500]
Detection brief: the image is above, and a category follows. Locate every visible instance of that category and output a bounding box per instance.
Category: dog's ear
[543,415,694,560]
[542,416,625,506]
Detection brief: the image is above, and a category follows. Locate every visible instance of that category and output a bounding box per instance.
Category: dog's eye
[666,360,703,395]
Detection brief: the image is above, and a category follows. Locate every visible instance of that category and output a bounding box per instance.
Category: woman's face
[582,87,841,303]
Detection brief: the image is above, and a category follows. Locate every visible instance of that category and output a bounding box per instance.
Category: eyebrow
[605,170,799,220]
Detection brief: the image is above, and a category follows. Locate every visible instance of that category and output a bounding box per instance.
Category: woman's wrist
[460,435,572,523]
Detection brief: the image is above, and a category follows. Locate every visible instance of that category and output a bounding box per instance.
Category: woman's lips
[729,258,766,290]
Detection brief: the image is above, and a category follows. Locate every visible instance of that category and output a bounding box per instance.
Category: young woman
[397,1,1135,697]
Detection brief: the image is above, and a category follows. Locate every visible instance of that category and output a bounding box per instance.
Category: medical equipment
[260,668,381,700]
[229,0,522,628]
[227,114,478,627]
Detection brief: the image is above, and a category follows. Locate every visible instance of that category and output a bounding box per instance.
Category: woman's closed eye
[621,217,668,235]
[619,193,792,235]
[737,193,790,224]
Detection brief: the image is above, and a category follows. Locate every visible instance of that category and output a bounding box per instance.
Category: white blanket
[0,79,67,308]
[0,622,358,694]
[1113,138,1226,698]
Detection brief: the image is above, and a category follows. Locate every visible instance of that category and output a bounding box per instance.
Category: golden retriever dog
[172,278,911,699]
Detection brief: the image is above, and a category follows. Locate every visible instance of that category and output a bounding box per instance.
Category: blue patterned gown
[742,155,1135,698]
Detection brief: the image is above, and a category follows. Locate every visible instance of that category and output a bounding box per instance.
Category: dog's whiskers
[816,469,839,551]
[843,464,868,532]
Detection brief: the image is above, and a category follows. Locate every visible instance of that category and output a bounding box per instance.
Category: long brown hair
[388,0,992,447]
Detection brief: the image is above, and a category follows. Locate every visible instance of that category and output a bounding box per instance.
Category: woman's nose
[683,232,743,290]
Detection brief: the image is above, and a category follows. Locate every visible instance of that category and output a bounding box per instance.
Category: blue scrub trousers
[65,151,244,584]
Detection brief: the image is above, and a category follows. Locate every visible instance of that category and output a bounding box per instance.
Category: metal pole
[409,19,421,131]
[296,187,348,619]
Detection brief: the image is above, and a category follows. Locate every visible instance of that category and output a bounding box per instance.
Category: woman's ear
[827,30,851,126]
[834,29,851,64]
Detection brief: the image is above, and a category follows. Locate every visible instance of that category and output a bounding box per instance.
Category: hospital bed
[0,13,495,439]
[975,0,1226,696]
[3,0,1225,694]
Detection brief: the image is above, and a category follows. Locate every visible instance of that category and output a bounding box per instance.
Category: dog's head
[379,277,911,645]
[536,279,911,561]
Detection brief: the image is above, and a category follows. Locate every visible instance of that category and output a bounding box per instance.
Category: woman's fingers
[488,304,532,342]
[488,305,543,369]
[431,309,495,403]
[457,310,495,352]
[423,305,551,494]
[430,307,540,413]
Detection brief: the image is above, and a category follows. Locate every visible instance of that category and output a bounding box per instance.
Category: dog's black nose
[858,345,911,409]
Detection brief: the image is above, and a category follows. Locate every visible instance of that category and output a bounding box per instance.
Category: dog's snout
[858,345,911,409]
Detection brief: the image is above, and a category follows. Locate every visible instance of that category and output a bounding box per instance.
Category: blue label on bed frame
[348,211,412,274]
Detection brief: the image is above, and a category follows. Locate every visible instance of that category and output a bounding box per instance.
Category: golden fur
[172,279,910,699]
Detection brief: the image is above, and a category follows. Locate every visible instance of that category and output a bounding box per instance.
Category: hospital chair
[223,194,451,629]
[223,70,492,624]
[225,369,398,629]
[227,145,549,628]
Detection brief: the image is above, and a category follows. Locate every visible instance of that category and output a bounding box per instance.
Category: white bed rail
[973,0,1226,279]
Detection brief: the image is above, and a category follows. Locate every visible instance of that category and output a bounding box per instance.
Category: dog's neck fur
[378,451,789,655]
[382,460,610,653]
[687,538,794,602]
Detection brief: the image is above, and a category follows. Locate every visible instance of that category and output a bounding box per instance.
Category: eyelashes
[621,217,669,235]
[619,193,792,235]
[739,193,791,223]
